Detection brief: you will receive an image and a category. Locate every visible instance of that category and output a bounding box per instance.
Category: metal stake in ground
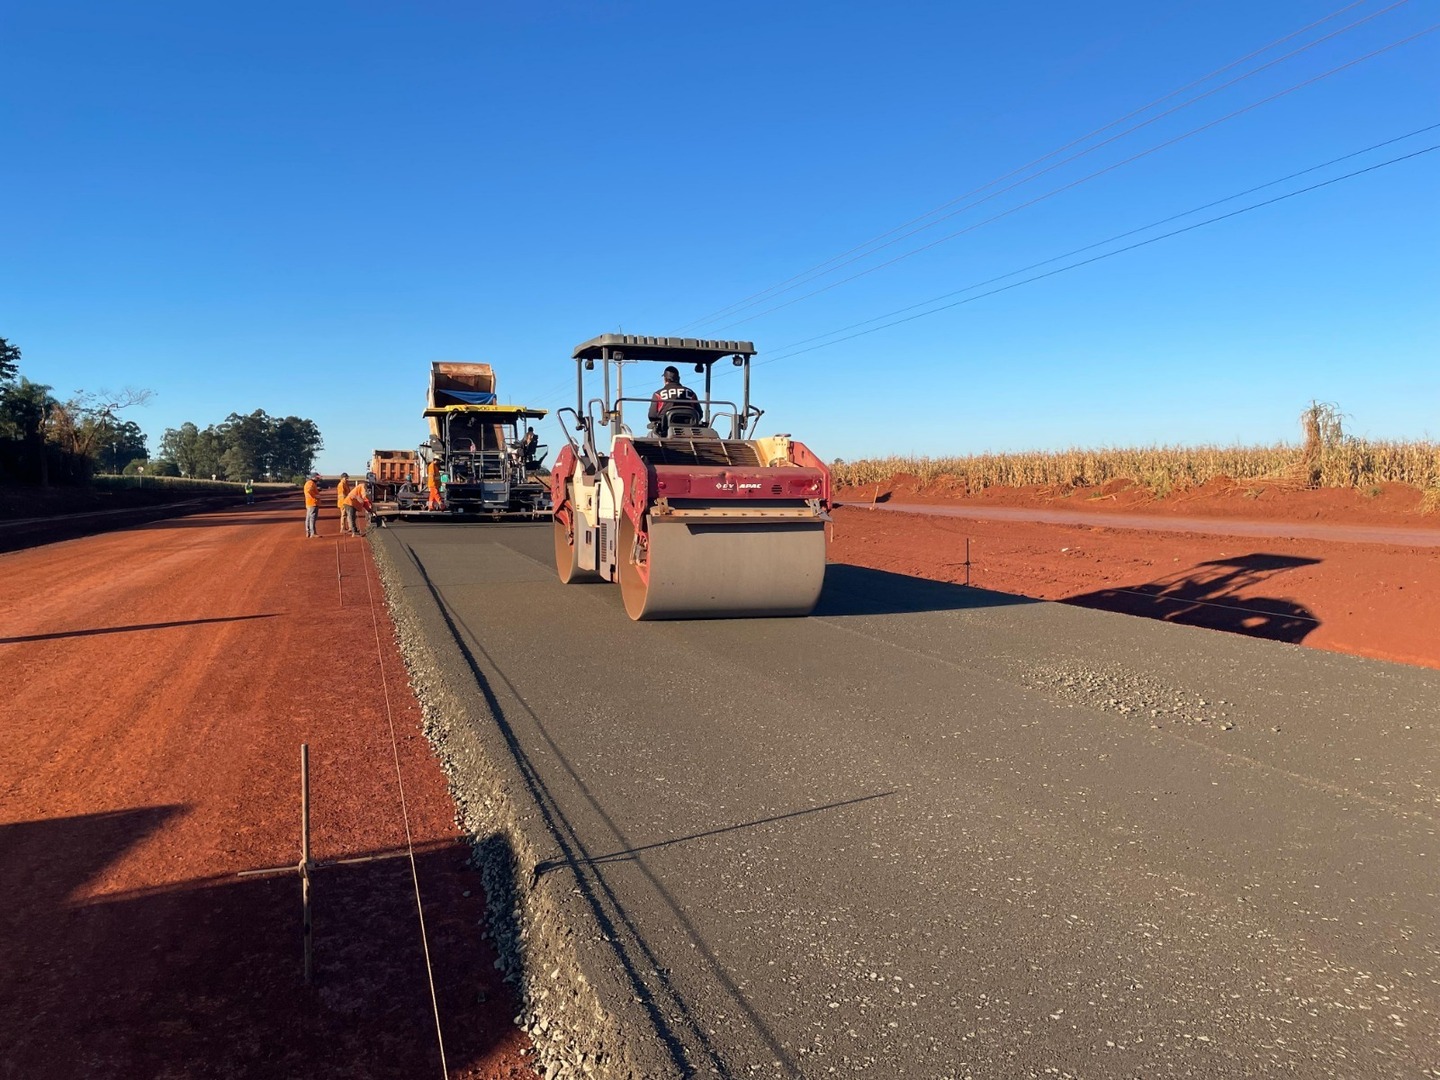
[300,743,313,985]
[236,743,318,985]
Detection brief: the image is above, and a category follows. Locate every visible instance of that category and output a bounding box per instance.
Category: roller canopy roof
[572,334,756,363]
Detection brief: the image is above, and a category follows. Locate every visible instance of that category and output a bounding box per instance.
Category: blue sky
[3,0,1436,472]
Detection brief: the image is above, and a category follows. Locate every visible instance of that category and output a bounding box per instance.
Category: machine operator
[648,365,699,436]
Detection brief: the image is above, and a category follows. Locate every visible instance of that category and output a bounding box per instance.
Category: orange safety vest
[344,482,371,509]
[426,462,442,508]
[303,479,320,508]
[336,477,351,507]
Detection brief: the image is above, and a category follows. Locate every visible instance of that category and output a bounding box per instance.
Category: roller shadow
[815,562,1038,617]
[1064,553,1321,645]
[0,810,522,1080]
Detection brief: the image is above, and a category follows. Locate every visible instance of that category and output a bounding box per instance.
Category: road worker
[343,479,373,537]
[336,472,353,535]
[303,472,321,537]
[427,460,443,511]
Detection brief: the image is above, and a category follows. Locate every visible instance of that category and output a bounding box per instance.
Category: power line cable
[713,22,1438,333]
[755,141,1439,366]
[682,0,1418,332]
[767,122,1440,356]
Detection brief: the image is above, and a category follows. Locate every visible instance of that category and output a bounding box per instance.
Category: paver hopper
[550,334,830,620]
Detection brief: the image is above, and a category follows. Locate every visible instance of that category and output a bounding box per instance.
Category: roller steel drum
[554,516,602,584]
[619,515,826,621]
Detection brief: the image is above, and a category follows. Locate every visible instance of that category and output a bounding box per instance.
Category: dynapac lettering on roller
[550,334,832,621]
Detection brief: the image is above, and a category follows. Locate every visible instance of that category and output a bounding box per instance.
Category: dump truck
[367,449,424,517]
[550,334,830,620]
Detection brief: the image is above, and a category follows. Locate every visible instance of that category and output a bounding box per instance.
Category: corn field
[92,475,284,496]
[831,405,1440,508]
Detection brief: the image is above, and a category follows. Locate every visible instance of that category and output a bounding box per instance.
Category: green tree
[0,336,19,383]
[217,409,273,480]
[125,457,178,477]
[158,422,202,476]
[0,377,58,484]
[193,426,225,479]
[99,419,148,473]
[272,415,323,477]
[50,387,154,473]
[0,377,54,442]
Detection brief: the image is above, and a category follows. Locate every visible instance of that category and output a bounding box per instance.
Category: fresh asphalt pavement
[377,521,1439,1079]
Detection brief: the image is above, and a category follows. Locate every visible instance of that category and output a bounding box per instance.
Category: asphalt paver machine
[550,334,831,620]
[421,403,551,518]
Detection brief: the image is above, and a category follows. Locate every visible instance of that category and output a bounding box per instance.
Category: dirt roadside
[833,479,1440,669]
[0,495,536,1079]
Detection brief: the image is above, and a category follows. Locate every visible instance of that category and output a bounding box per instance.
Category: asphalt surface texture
[374,520,1439,1080]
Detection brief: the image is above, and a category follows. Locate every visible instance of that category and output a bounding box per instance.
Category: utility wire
[674,0,1377,330]
[755,142,1439,366]
[714,22,1438,333]
[768,122,1440,356]
[361,554,450,1079]
[681,0,1418,332]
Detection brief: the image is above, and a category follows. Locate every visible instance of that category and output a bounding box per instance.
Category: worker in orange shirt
[426,460,443,511]
[336,472,353,535]
[303,472,321,537]
[343,479,373,537]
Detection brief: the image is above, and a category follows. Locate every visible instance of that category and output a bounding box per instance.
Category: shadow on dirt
[0,810,523,1080]
[816,562,1038,617]
[0,612,281,645]
[1063,552,1321,645]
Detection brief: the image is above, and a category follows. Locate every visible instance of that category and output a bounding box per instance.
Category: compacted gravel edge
[369,530,646,1080]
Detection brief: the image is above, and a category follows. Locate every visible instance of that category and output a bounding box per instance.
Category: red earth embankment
[0,495,536,1079]
[832,477,1440,669]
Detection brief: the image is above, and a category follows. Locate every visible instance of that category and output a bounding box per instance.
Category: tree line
[157,411,323,482]
[1,334,323,486]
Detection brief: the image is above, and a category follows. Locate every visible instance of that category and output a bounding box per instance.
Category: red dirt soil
[1,495,536,1079]
[833,477,1440,670]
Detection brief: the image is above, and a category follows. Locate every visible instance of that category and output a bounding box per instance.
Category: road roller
[550,334,831,620]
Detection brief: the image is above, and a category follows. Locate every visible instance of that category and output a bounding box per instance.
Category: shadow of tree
[1063,552,1321,644]
[0,810,525,1080]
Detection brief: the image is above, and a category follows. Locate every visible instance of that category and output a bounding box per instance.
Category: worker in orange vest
[303,472,321,537]
[343,480,373,537]
[336,472,353,534]
[426,460,443,511]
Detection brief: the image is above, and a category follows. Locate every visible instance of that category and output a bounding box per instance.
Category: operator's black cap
[663,365,680,381]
